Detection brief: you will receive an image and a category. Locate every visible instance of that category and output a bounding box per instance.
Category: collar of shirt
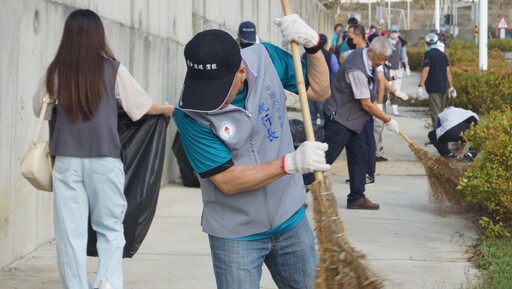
[427,44,439,52]
[363,48,373,76]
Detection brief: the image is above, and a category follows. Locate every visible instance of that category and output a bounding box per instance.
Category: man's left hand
[394,91,409,100]
[273,14,318,48]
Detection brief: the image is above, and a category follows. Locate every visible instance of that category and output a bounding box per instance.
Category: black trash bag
[86,106,169,258]
[50,105,169,258]
[289,119,325,149]
[171,131,200,188]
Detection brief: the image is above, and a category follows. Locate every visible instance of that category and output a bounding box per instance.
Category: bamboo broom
[280,1,384,288]
[399,130,466,212]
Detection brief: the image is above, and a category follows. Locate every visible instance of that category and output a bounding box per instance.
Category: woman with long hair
[32,9,173,289]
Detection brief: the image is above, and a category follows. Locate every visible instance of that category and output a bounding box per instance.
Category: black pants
[304,116,367,202]
[363,118,376,179]
[428,121,471,156]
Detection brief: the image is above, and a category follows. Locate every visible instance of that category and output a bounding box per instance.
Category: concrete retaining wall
[0,0,333,269]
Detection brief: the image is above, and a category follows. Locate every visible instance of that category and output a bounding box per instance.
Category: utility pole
[479,0,488,70]
[435,0,440,31]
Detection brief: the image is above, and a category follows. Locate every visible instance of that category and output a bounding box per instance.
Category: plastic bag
[288,119,324,149]
[51,106,169,258]
[90,107,169,258]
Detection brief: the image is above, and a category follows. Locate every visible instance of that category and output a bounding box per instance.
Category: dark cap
[238,21,257,43]
[179,29,242,112]
[319,34,328,46]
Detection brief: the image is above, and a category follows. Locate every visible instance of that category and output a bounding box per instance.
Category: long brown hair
[46,9,116,122]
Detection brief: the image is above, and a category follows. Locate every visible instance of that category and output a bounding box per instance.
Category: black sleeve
[198,159,235,179]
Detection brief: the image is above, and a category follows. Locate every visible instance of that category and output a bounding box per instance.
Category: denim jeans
[53,156,126,289]
[303,117,367,202]
[308,100,325,126]
[208,217,317,289]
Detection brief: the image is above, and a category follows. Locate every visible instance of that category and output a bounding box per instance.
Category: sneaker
[425,142,433,147]
[444,152,456,159]
[365,175,375,186]
[462,152,475,162]
[345,175,375,185]
[376,156,388,162]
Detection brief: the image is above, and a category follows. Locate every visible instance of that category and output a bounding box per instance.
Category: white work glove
[416,86,428,100]
[449,87,457,98]
[405,67,411,76]
[394,91,409,101]
[385,118,400,134]
[376,103,384,111]
[273,14,319,48]
[282,141,331,174]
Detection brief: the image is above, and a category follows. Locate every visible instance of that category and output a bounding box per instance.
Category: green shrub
[408,41,512,114]
[489,38,512,52]
[457,107,512,239]
[407,47,424,71]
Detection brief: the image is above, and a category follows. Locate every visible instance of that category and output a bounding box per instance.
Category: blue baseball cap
[238,21,257,43]
[319,34,328,46]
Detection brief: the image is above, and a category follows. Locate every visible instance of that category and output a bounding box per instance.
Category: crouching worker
[428,106,479,161]
[173,14,331,289]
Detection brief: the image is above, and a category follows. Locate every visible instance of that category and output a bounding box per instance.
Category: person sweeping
[173,14,331,288]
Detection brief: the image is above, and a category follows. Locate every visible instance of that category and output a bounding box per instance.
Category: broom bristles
[311,179,385,289]
[408,142,467,213]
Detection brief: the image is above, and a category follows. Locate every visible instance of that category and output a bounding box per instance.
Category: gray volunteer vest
[182,44,305,238]
[324,48,378,134]
[388,39,403,70]
[50,60,121,158]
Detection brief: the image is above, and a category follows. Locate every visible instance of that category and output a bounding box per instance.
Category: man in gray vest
[306,36,401,210]
[174,14,331,289]
[388,25,411,115]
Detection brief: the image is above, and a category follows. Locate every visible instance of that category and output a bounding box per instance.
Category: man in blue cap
[238,21,259,48]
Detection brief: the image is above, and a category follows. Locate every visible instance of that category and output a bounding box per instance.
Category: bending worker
[428,106,479,161]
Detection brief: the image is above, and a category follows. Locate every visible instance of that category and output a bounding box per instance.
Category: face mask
[347,37,357,50]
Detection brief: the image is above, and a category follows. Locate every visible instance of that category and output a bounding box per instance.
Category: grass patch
[469,239,512,289]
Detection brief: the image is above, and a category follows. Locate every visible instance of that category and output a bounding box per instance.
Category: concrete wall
[0,0,333,269]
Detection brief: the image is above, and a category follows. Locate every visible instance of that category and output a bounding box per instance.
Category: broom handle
[280,0,323,182]
[399,130,413,145]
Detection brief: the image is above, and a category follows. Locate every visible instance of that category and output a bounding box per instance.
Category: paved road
[0,72,479,289]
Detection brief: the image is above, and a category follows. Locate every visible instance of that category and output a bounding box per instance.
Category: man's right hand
[282,141,330,174]
[385,118,400,134]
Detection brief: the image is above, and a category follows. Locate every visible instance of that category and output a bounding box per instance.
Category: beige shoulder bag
[20,94,53,192]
